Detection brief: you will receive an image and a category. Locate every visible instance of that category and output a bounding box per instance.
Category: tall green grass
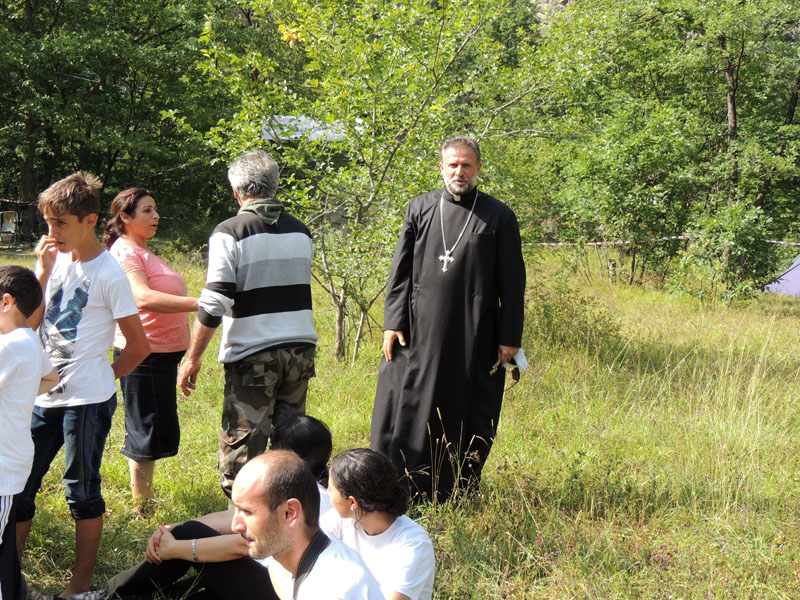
[3,248,800,598]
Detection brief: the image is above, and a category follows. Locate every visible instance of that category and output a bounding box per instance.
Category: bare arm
[29,235,59,329]
[177,319,217,396]
[146,527,247,565]
[37,367,59,395]
[27,308,44,331]
[112,314,150,379]
[126,270,198,314]
[145,509,242,564]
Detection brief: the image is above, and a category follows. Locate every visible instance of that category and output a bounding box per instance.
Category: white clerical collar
[445,187,477,204]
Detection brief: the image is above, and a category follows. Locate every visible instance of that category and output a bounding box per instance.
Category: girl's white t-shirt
[321,513,435,600]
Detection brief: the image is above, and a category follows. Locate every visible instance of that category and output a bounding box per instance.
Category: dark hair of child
[0,265,43,318]
[269,414,333,485]
[329,448,409,517]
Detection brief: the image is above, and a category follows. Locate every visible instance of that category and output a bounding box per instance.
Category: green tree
[0,0,235,242]
[195,0,549,360]
[526,0,800,296]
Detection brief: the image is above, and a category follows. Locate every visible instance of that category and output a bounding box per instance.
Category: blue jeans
[15,396,117,522]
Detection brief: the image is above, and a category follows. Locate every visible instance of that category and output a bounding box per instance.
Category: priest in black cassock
[370,136,526,502]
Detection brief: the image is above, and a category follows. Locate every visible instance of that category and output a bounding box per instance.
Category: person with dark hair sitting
[68,415,334,600]
[323,449,435,600]
[269,414,333,516]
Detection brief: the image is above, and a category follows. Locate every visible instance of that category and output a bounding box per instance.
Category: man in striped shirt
[178,150,317,497]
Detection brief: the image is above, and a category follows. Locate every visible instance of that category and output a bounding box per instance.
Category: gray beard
[444,178,477,199]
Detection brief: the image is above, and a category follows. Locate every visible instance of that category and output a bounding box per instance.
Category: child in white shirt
[17,172,150,599]
[0,265,57,600]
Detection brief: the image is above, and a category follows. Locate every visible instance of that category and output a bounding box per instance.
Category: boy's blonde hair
[38,171,103,222]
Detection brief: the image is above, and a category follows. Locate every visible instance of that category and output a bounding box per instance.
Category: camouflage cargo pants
[219,344,315,497]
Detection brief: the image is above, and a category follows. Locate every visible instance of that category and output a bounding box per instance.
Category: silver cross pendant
[439,251,454,272]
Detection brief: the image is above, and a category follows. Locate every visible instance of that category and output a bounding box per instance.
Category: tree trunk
[351,309,366,366]
[20,118,37,207]
[332,288,347,361]
[720,33,740,205]
[581,247,593,282]
[594,244,604,280]
[724,68,739,206]
[628,248,636,285]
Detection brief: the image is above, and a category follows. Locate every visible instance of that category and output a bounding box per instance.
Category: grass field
[3,246,800,599]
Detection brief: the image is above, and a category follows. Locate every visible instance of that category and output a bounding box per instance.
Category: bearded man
[370,136,526,502]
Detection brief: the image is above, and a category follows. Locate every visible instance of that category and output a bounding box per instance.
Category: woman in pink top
[104,188,198,514]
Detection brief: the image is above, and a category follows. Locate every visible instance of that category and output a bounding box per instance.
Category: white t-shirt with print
[320,513,435,600]
[37,250,138,407]
[0,328,54,494]
[260,538,383,600]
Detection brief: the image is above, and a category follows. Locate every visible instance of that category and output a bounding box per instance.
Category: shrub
[524,275,621,349]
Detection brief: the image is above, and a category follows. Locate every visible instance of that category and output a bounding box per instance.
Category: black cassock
[370,187,525,501]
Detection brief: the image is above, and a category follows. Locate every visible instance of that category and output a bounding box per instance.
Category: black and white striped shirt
[198,211,317,363]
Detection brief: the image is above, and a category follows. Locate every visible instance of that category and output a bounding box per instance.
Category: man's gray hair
[441,136,481,164]
[228,150,280,199]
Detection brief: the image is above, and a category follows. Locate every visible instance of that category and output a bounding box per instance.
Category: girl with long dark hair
[324,448,435,600]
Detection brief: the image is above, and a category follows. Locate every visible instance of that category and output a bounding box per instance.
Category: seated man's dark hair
[261,450,321,529]
[0,265,43,317]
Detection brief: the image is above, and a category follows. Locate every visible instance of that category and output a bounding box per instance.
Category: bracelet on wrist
[191,538,199,562]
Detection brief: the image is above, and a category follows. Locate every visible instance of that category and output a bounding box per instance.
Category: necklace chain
[439,190,477,273]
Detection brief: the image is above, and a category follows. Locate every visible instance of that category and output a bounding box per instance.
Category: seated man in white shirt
[232,450,384,600]
[66,416,337,600]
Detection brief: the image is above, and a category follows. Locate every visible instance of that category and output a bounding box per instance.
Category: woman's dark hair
[329,448,408,517]
[269,414,332,484]
[103,187,152,248]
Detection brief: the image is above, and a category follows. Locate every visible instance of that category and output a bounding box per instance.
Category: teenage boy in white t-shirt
[0,265,57,600]
[16,172,150,599]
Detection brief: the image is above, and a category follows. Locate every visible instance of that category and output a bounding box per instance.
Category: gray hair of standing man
[227,150,280,199]
[441,136,481,164]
